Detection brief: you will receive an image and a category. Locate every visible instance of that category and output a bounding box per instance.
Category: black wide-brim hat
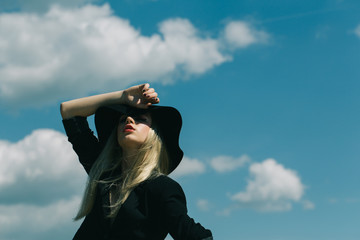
[95,104,183,174]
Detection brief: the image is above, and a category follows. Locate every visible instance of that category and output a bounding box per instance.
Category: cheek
[139,125,151,140]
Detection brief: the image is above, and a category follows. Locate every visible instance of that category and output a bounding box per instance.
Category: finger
[153,97,160,104]
[141,83,150,93]
[144,92,158,99]
[143,88,155,96]
[145,88,155,93]
[146,97,159,106]
[150,97,160,104]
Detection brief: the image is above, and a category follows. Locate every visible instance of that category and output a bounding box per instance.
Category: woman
[60,83,213,240]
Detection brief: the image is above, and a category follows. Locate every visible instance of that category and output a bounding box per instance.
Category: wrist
[116,90,127,105]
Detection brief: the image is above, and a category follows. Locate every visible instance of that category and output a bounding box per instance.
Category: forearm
[60,90,124,119]
[60,83,160,119]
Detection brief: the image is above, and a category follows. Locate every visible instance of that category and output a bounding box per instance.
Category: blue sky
[0,0,359,239]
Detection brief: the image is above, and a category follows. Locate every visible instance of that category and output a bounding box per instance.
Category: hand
[121,83,160,109]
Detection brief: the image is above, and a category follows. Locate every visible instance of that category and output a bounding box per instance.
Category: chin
[118,138,144,150]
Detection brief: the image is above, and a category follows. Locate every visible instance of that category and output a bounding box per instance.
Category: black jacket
[63,117,213,240]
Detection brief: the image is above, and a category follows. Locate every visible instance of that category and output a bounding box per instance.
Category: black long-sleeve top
[63,116,213,240]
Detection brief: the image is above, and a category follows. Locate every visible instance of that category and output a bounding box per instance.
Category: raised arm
[60,83,160,119]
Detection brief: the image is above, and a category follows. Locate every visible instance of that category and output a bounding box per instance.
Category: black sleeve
[62,116,101,174]
[152,176,213,240]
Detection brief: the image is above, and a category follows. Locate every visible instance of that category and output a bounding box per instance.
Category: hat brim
[95,104,183,173]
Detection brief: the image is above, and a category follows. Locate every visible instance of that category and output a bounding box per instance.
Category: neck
[121,148,137,172]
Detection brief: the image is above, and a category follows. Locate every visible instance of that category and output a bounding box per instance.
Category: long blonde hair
[74,126,169,220]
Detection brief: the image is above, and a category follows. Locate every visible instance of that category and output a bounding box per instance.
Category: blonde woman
[60,83,213,240]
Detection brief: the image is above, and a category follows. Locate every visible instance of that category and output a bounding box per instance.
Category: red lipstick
[123,124,135,132]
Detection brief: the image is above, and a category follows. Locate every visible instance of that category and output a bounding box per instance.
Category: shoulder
[146,175,182,190]
[147,175,182,188]
[62,116,89,135]
[146,175,185,200]
[144,175,188,215]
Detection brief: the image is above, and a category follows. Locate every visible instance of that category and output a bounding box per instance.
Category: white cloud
[0,129,86,207]
[230,159,305,212]
[0,4,227,108]
[197,199,211,212]
[170,156,206,178]
[0,129,87,239]
[0,196,81,235]
[159,18,228,74]
[0,4,268,109]
[223,21,269,48]
[354,24,360,38]
[210,154,250,173]
[0,129,85,191]
[302,199,315,210]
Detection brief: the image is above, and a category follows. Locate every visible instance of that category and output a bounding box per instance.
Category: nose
[125,116,135,124]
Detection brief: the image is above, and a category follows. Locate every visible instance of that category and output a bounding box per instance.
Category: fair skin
[60,83,159,119]
[60,83,160,170]
[117,113,152,162]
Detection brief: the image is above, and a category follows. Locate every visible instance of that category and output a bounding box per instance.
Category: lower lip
[124,129,135,132]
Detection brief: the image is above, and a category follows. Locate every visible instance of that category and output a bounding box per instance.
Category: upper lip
[124,124,135,131]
